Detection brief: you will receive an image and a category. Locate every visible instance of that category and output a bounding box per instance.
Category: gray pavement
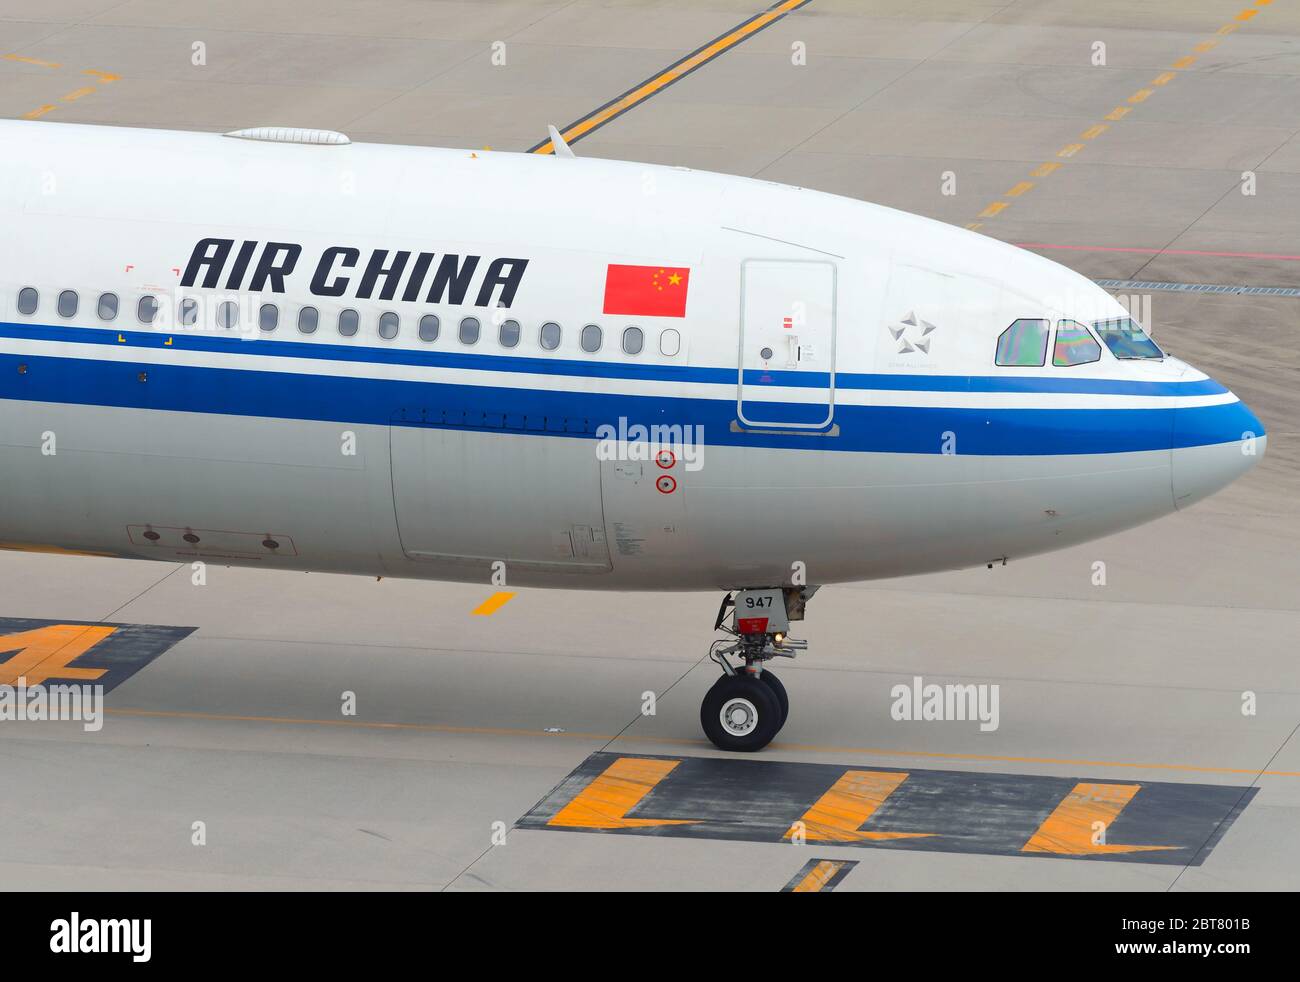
[1,0,1297,891]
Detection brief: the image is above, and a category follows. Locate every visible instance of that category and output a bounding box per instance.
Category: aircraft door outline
[736,258,837,430]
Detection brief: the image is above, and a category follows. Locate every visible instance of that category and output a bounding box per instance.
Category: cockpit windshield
[1091,317,1163,360]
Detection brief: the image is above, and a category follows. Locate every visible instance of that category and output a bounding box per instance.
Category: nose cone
[1171,389,1266,510]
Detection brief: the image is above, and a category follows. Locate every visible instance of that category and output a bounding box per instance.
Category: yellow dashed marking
[15,64,119,121]
[965,222,983,231]
[790,860,849,892]
[784,770,933,843]
[547,757,695,829]
[5,54,60,67]
[472,591,516,616]
[965,6,1268,227]
[1022,783,1178,856]
[0,624,115,686]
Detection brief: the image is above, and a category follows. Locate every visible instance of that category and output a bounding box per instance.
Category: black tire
[758,669,789,731]
[700,673,781,752]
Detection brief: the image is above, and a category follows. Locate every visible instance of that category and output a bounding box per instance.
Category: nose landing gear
[701,673,781,752]
[701,587,812,752]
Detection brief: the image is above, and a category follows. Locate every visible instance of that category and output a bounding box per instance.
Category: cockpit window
[995,318,1049,367]
[1052,320,1102,367]
[1091,317,1163,360]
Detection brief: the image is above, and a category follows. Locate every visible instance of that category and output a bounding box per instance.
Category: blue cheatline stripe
[0,352,1260,456]
[0,320,1228,397]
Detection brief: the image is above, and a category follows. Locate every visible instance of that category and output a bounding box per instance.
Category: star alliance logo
[889,310,938,354]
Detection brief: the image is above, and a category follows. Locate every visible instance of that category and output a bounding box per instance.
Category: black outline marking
[781,857,858,892]
[0,617,195,693]
[518,752,1258,866]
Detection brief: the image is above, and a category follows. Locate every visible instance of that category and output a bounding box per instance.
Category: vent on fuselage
[223,127,351,146]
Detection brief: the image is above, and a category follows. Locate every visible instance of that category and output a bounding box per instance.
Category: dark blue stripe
[0,321,1229,397]
[0,352,1256,456]
[1174,395,1264,449]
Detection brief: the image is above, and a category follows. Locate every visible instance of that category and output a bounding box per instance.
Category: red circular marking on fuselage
[656,475,677,494]
[655,449,676,469]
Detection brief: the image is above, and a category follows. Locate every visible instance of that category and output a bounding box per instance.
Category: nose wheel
[700,588,811,752]
[701,673,782,752]
[758,668,789,728]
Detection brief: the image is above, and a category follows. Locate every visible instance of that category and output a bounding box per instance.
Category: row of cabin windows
[13,287,682,357]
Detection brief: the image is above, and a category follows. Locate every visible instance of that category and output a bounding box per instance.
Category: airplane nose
[1171,388,1266,510]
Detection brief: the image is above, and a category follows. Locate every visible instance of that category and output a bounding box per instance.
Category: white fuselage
[0,121,1265,590]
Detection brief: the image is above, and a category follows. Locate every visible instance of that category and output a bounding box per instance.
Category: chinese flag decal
[603,264,690,318]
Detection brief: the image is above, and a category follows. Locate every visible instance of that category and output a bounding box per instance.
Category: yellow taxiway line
[99,707,1300,778]
[530,0,811,154]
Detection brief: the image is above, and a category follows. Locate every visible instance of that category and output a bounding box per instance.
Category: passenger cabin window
[1052,320,1102,367]
[57,290,78,318]
[137,295,159,325]
[459,316,480,345]
[97,293,118,320]
[378,311,399,340]
[338,308,359,337]
[1092,317,1163,360]
[418,314,439,342]
[622,326,643,355]
[994,318,1049,367]
[216,301,239,330]
[580,324,602,353]
[539,321,561,350]
[298,306,319,334]
[499,319,520,348]
[259,303,279,332]
[179,298,198,326]
[660,328,680,356]
[17,288,38,315]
